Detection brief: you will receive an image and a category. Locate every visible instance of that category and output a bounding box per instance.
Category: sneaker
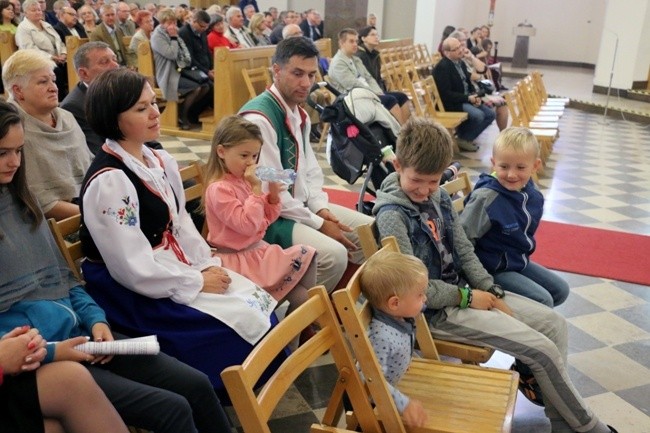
[510,363,545,406]
[608,426,619,433]
[456,138,479,152]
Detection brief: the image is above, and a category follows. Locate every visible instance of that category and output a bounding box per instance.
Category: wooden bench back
[66,36,88,92]
[0,30,16,67]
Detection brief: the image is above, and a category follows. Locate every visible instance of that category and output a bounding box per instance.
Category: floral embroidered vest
[79,149,177,262]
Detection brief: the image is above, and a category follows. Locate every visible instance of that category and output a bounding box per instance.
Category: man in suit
[179,9,213,115]
[116,1,135,36]
[54,5,88,43]
[433,37,496,151]
[60,41,120,155]
[90,4,136,68]
[299,9,323,41]
[269,10,297,44]
[224,6,255,48]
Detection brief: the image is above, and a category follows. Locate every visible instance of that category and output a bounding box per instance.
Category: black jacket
[355,43,385,91]
[53,21,88,43]
[433,56,473,112]
[299,20,323,41]
[178,23,212,73]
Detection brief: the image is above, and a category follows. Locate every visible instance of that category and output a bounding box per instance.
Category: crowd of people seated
[0,4,619,433]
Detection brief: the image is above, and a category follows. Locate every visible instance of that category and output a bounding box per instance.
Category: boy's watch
[487,284,505,298]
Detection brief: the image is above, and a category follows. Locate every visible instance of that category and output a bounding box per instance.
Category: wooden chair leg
[317,122,330,152]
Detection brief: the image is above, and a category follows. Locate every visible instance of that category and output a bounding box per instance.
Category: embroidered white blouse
[82,140,219,305]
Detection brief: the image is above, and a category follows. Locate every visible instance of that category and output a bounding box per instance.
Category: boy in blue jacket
[460,127,569,307]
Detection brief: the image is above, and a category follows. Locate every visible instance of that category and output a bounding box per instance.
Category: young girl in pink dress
[203,115,317,324]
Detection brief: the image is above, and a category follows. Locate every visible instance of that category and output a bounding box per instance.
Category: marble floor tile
[583,392,650,433]
[571,283,647,311]
[568,312,649,346]
[569,347,650,391]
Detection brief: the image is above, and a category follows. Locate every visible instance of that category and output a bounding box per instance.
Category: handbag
[181,67,209,84]
[476,79,495,95]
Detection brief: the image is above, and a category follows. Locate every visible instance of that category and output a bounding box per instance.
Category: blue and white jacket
[460,174,544,273]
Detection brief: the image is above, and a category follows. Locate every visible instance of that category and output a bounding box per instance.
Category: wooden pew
[205,38,332,137]
[136,40,210,139]
[66,36,88,93]
[0,30,16,67]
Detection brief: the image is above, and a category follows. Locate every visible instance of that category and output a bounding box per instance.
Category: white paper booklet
[74,335,160,355]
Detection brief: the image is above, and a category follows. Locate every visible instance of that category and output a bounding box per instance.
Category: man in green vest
[240,37,373,293]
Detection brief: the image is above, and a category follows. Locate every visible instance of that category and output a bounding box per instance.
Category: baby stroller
[307,82,398,215]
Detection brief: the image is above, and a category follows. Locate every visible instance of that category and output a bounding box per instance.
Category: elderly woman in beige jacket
[2,49,92,220]
[15,0,69,99]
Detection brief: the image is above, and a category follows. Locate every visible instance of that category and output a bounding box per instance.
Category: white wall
[382,0,417,40]
[594,0,650,87]
[421,0,606,65]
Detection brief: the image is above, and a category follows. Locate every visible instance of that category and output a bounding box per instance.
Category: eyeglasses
[64,11,77,16]
[448,45,463,51]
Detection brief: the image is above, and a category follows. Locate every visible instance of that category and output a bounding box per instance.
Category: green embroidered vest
[239,90,308,248]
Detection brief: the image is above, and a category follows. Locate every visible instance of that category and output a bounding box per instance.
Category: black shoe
[179,119,191,130]
[510,362,545,406]
[608,425,618,433]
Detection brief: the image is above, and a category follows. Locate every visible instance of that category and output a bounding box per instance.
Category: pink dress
[205,174,317,300]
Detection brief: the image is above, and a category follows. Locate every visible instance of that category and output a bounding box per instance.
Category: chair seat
[529,128,559,137]
[529,121,560,129]
[532,114,560,122]
[399,359,518,433]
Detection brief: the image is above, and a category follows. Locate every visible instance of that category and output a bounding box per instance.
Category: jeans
[458,102,496,141]
[493,261,570,307]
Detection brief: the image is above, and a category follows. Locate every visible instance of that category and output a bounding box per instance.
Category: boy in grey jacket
[373,117,617,433]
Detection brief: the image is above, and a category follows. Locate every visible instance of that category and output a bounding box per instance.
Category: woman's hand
[0,326,47,374]
[91,323,115,365]
[201,267,231,294]
[53,336,95,363]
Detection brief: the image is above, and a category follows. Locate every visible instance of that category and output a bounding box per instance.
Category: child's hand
[468,289,497,310]
[267,182,283,204]
[493,298,514,316]
[244,164,261,189]
[90,323,115,365]
[402,399,428,427]
[54,336,96,363]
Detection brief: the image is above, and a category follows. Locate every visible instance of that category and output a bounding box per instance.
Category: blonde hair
[360,249,428,308]
[2,49,56,99]
[202,115,263,209]
[493,127,540,158]
[248,12,265,35]
[156,7,176,24]
[396,116,454,174]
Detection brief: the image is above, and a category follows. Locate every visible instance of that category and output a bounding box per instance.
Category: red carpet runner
[325,188,650,286]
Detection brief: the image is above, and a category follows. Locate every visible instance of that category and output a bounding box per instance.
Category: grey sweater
[373,172,494,309]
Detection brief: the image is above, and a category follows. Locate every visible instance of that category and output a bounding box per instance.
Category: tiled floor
[159,66,650,433]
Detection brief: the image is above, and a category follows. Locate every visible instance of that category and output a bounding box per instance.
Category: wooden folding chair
[420,76,468,132]
[221,286,382,433]
[332,237,518,433]
[48,215,84,281]
[530,71,569,106]
[440,171,473,213]
[355,226,494,365]
[179,161,208,238]
[242,66,272,100]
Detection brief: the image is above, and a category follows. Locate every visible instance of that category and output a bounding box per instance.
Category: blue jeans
[458,102,496,141]
[493,261,570,307]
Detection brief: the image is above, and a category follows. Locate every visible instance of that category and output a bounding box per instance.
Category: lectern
[512,22,536,69]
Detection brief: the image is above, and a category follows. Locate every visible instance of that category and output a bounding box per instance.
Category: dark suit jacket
[89,22,135,67]
[53,21,88,44]
[60,82,103,155]
[299,20,324,41]
[433,56,473,112]
[178,23,212,73]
